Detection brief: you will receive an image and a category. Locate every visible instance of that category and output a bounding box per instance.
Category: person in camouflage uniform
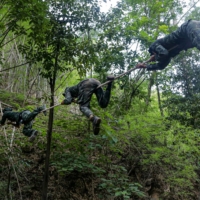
[136,19,200,71]
[0,106,46,142]
[61,76,114,135]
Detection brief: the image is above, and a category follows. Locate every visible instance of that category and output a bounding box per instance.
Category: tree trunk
[156,73,164,117]
[42,83,55,200]
[146,72,155,107]
[42,42,59,199]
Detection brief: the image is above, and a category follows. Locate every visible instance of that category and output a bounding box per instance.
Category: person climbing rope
[0,106,46,142]
[136,19,200,71]
[61,75,115,135]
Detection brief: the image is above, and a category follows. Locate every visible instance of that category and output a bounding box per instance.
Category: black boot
[29,130,38,142]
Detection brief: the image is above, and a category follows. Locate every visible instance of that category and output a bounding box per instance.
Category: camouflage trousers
[0,110,39,137]
[21,110,39,137]
[79,82,112,118]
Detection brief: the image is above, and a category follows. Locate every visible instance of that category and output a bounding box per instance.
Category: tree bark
[146,72,155,107]
[156,73,164,117]
[42,42,60,199]
[42,83,55,200]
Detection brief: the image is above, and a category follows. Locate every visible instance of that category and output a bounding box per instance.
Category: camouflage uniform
[21,110,40,137]
[147,19,200,71]
[0,107,44,137]
[63,78,112,118]
[0,110,20,125]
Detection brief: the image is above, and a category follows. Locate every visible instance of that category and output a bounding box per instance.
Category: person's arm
[146,55,171,71]
[144,42,169,71]
[136,55,155,69]
[61,87,73,105]
[146,64,163,71]
[136,63,147,69]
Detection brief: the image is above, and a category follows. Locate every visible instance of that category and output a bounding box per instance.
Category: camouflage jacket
[63,78,101,105]
[0,111,20,125]
[149,19,194,58]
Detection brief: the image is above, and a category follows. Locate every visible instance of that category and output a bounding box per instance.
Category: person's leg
[80,101,101,135]
[79,101,93,118]
[90,76,114,134]
[80,103,101,135]
[29,130,38,142]
[78,79,97,119]
[23,122,38,142]
[79,78,115,135]
[95,76,114,108]
[23,122,34,137]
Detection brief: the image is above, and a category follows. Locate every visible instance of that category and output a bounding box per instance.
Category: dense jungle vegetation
[1,0,200,199]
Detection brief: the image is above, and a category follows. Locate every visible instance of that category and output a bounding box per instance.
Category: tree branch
[0,61,31,72]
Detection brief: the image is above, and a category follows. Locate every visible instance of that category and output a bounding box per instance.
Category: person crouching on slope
[61,76,115,135]
[0,106,46,142]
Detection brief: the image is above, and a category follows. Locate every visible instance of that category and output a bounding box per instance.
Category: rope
[41,104,61,112]
[42,57,154,112]
[39,42,181,113]
[97,67,137,89]
[96,57,152,89]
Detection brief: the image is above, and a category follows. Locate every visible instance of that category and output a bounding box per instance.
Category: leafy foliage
[0,0,200,199]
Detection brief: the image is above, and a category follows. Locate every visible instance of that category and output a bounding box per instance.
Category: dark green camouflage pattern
[21,110,40,137]
[147,19,200,71]
[0,111,20,126]
[0,107,44,137]
[63,78,112,118]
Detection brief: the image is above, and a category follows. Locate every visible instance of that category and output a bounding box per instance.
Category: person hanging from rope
[0,106,46,142]
[61,75,115,135]
[136,19,200,71]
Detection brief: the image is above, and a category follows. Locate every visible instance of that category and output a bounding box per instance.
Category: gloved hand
[149,55,155,62]
[35,105,46,115]
[61,99,72,105]
[61,100,65,105]
[136,63,147,69]
[72,98,77,103]
[106,75,115,81]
